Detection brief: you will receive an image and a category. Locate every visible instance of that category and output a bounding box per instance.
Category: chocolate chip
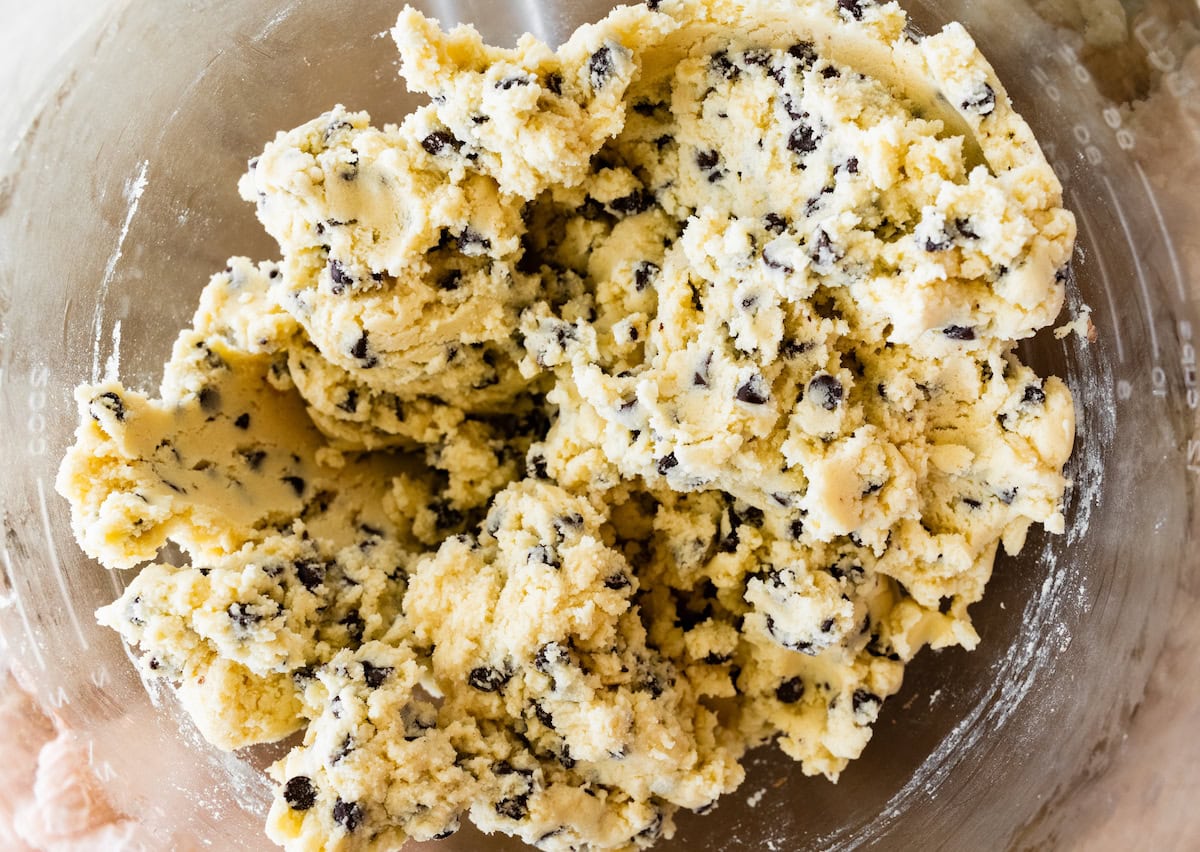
[457,227,491,253]
[545,72,564,95]
[608,188,654,215]
[233,413,250,429]
[852,689,882,713]
[1022,384,1046,405]
[282,476,306,497]
[809,374,843,410]
[838,0,868,19]
[240,449,267,471]
[227,603,260,631]
[656,452,679,475]
[589,46,614,88]
[362,661,392,688]
[943,325,976,341]
[693,352,712,387]
[955,218,980,239]
[337,389,359,414]
[495,795,529,821]
[351,331,378,368]
[776,677,805,703]
[496,75,531,90]
[810,230,841,267]
[962,82,996,115]
[710,50,739,80]
[844,156,859,174]
[764,213,788,234]
[962,497,982,509]
[468,666,509,692]
[696,149,720,171]
[736,375,769,405]
[763,245,793,273]
[604,573,631,590]
[421,131,460,155]
[294,559,326,591]
[999,487,1018,505]
[332,799,363,832]
[329,260,354,293]
[529,452,549,479]
[284,776,317,811]
[633,260,662,290]
[743,48,772,67]
[788,123,819,155]
[781,339,812,358]
[528,545,561,569]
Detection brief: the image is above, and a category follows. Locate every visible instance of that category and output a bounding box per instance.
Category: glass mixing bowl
[1,0,1197,849]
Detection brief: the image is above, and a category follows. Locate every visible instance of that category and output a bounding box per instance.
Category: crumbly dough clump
[58,1,1076,850]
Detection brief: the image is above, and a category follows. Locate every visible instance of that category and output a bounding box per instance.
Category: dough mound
[58,1,1076,850]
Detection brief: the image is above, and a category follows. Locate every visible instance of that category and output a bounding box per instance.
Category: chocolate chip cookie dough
[57,0,1076,849]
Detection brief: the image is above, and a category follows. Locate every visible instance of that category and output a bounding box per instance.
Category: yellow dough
[58,1,1076,850]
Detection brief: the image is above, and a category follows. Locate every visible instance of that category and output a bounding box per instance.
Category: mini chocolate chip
[776,677,805,703]
[284,776,317,811]
[1022,384,1046,405]
[338,389,359,413]
[788,42,816,66]
[999,487,1018,505]
[589,46,614,88]
[282,476,306,497]
[468,666,509,692]
[821,65,840,79]
[495,795,529,821]
[329,260,354,292]
[528,544,561,569]
[693,352,712,387]
[764,212,788,234]
[351,330,378,368]
[788,123,819,155]
[852,689,882,713]
[955,218,980,239]
[736,375,769,405]
[604,573,631,590]
[421,131,459,155]
[240,449,267,470]
[228,603,260,631]
[780,339,812,358]
[939,597,954,615]
[294,559,326,591]
[529,453,549,479]
[362,661,392,688]
[234,413,250,429]
[844,156,859,174]
[633,261,659,291]
[943,325,976,341]
[656,452,679,475]
[838,0,867,20]
[743,48,772,67]
[963,497,982,509]
[810,230,840,267]
[609,188,654,215]
[763,245,793,273]
[496,75,531,90]
[545,72,564,95]
[332,799,363,832]
[696,149,720,171]
[809,374,843,410]
[710,50,739,80]
[962,82,996,115]
[197,387,220,414]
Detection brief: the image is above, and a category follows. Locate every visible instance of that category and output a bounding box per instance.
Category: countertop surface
[1,1,1197,850]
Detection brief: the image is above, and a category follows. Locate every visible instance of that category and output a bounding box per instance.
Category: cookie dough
[57,1,1076,850]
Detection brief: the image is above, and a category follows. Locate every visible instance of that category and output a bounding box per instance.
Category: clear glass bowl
[1,1,1197,849]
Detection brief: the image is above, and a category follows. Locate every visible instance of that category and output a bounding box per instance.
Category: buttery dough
[57,1,1076,850]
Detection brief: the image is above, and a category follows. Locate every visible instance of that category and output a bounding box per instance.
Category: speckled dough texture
[57,0,1076,849]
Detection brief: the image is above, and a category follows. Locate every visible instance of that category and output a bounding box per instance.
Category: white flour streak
[90,160,148,382]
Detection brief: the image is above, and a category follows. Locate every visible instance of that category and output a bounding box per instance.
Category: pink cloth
[0,670,153,851]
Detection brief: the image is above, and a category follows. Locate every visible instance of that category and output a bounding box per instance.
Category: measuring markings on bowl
[35,477,90,652]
